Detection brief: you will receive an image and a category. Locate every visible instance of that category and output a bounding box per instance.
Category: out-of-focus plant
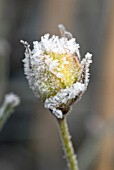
[21,25,92,170]
[0,93,20,130]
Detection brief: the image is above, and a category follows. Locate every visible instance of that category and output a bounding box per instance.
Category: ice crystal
[21,25,92,119]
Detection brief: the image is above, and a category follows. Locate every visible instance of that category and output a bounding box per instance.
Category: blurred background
[0,0,114,170]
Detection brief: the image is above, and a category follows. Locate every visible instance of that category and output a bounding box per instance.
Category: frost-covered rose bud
[21,25,92,119]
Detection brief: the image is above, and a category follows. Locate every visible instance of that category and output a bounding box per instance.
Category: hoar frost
[21,25,92,119]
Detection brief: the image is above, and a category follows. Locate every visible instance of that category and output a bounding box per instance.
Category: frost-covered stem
[0,93,20,130]
[58,116,79,170]
[0,103,14,130]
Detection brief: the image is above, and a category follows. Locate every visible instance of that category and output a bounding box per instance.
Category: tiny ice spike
[21,25,92,119]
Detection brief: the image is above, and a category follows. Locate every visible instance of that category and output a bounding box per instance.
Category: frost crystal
[21,25,92,119]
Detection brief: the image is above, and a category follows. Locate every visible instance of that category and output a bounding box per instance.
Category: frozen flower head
[21,25,92,119]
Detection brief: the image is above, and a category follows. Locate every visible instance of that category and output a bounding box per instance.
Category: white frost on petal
[39,34,80,56]
[81,52,92,87]
[45,82,86,119]
[44,52,92,119]
[21,36,81,99]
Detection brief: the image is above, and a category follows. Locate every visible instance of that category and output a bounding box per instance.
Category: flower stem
[58,116,79,170]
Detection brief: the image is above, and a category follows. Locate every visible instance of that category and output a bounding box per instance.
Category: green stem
[0,104,14,130]
[58,116,79,170]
